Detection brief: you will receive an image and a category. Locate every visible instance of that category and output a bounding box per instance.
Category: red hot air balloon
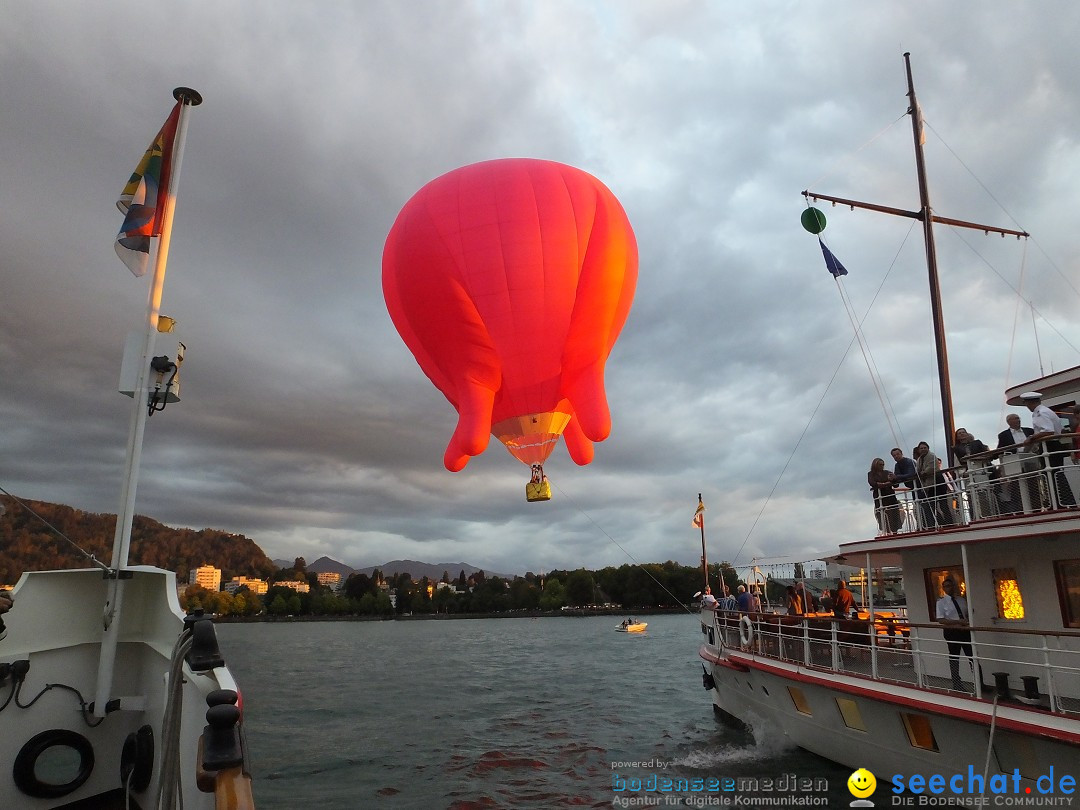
[382,158,637,498]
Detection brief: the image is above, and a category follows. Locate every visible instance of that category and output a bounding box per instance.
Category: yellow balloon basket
[526,480,552,502]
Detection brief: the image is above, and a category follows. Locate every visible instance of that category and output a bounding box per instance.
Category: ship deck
[708,611,1080,718]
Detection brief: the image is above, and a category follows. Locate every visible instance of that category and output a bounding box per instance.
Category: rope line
[0,485,110,573]
[547,478,698,616]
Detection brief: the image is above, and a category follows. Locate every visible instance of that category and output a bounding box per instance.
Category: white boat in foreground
[1,567,251,809]
[699,55,1080,797]
[0,88,254,809]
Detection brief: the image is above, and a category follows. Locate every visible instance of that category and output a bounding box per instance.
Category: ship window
[925,568,965,619]
[900,713,939,751]
[835,698,866,731]
[787,686,812,715]
[992,730,1039,781]
[992,568,1025,620]
[1053,559,1080,628]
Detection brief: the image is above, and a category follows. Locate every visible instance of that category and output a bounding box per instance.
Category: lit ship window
[900,713,939,751]
[992,568,1025,620]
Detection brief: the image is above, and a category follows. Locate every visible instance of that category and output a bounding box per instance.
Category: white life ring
[739,614,754,646]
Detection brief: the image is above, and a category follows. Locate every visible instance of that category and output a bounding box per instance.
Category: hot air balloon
[382,158,638,500]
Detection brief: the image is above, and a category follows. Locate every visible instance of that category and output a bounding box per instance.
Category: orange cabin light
[996,576,1025,620]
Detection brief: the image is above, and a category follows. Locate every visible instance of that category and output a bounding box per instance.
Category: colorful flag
[115,101,182,276]
[692,498,705,529]
[818,238,848,278]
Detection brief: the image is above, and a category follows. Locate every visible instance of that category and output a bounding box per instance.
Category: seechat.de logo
[849,768,877,807]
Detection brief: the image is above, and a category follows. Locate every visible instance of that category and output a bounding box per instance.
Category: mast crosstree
[803,53,1028,466]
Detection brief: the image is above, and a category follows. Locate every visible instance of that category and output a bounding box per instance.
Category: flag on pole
[692,497,705,529]
[115,100,183,277]
[818,238,848,278]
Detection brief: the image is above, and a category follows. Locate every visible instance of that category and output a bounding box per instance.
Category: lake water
[217,613,853,808]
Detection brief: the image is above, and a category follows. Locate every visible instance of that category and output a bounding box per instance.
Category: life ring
[739,615,754,647]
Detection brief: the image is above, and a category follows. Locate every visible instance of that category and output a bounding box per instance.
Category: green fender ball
[801,207,827,234]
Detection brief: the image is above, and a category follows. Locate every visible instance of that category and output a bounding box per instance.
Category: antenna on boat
[802,53,1029,466]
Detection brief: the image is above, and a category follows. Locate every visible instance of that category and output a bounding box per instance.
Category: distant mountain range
[273,556,515,581]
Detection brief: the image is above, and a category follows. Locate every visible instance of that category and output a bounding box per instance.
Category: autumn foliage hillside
[0,495,275,584]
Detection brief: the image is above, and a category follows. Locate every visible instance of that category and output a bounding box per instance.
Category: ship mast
[904,52,954,464]
[803,53,1028,466]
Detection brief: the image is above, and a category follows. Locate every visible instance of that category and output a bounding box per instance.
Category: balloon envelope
[382,158,638,472]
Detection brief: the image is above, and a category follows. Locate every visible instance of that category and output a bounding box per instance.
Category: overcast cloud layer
[3,1,1080,576]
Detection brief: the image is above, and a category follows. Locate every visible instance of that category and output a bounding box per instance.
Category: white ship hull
[698,504,1080,798]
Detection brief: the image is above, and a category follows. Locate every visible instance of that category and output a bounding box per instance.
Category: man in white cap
[1021,391,1076,507]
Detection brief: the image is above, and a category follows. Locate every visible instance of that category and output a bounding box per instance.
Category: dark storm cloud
[4,1,1080,575]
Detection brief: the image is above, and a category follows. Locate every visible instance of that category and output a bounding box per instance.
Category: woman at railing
[868,457,904,534]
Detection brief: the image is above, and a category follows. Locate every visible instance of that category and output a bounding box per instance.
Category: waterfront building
[276,580,310,593]
[223,576,268,595]
[316,572,342,591]
[188,564,221,592]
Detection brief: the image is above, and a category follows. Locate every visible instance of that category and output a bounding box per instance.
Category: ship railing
[878,439,1080,537]
[709,610,1080,716]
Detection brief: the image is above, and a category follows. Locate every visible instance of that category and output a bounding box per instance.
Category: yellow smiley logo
[848,768,876,798]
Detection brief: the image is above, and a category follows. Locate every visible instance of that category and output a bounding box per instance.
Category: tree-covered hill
[0,494,275,584]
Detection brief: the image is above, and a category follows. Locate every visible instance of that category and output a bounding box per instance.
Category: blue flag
[818,238,848,278]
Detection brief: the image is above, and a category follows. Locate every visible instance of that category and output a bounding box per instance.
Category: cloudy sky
[4,1,1080,577]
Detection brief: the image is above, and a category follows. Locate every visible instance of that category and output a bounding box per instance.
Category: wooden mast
[904,51,956,463]
[803,53,1028,466]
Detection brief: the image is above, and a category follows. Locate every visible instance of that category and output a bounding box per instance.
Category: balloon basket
[526,480,552,502]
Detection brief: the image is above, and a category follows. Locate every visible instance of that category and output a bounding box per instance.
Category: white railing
[876,441,1080,537]
[706,610,1080,717]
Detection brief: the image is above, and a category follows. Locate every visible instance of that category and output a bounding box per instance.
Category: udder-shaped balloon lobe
[382,158,637,472]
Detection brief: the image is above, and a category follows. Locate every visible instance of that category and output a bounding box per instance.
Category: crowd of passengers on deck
[701,579,861,619]
[866,391,1080,535]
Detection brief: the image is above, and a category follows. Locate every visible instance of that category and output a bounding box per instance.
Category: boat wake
[675,712,797,770]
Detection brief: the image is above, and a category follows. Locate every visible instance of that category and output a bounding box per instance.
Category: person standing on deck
[935,577,974,692]
[784,585,804,616]
[869,457,904,534]
[1021,391,1076,507]
[914,441,955,527]
[889,447,917,490]
[832,580,855,618]
[717,586,738,613]
[996,413,1038,513]
[736,585,753,613]
[820,588,834,612]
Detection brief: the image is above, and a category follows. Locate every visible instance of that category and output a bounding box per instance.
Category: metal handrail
[873,440,1080,536]
[705,609,1080,716]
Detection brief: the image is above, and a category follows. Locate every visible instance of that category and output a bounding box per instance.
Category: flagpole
[95,87,202,719]
[698,493,709,591]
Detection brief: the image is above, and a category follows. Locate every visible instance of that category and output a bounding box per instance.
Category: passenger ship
[698,55,1080,795]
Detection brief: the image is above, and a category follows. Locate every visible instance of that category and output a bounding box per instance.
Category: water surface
[218,614,851,808]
